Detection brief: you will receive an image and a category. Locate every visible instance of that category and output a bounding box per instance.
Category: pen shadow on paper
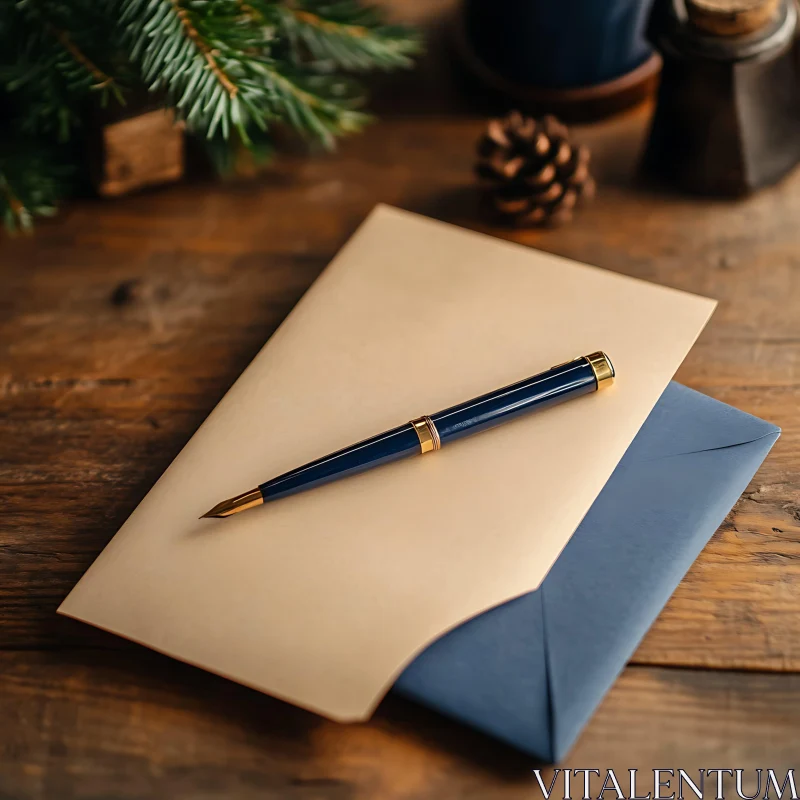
[53,636,539,789]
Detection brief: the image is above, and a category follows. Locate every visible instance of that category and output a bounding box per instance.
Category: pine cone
[475,111,595,227]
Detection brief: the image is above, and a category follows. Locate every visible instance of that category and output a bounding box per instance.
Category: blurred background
[1,0,799,798]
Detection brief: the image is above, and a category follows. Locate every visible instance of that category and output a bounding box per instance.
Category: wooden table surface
[2,2,800,797]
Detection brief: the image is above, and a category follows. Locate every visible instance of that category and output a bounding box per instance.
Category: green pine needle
[0,138,71,233]
[0,0,420,232]
[275,1,422,72]
[4,0,123,141]
[121,0,391,147]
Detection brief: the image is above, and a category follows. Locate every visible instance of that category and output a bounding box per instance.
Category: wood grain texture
[2,109,799,667]
[1,0,800,792]
[1,651,799,800]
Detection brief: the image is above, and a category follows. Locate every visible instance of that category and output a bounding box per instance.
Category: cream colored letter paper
[60,206,716,721]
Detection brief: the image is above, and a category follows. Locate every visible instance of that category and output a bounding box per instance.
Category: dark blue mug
[462,0,656,90]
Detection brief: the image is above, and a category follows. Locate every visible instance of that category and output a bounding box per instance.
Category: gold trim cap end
[585,351,615,389]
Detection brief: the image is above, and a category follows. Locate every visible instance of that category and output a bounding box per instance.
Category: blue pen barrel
[257,354,610,506]
[430,358,599,444]
[259,424,420,502]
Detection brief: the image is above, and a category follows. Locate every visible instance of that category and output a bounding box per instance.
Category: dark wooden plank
[1,651,798,800]
[1,0,799,792]
[2,108,800,668]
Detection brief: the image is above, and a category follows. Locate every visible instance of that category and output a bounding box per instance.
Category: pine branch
[0,136,71,233]
[202,125,274,176]
[170,0,240,99]
[0,176,27,230]
[275,1,422,71]
[121,0,373,146]
[0,0,420,231]
[47,24,117,92]
[17,0,121,95]
[2,1,124,141]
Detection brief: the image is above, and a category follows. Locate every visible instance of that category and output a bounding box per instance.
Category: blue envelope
[392,383,779,762]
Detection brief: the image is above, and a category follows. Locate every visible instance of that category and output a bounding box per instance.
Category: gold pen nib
[201,488,263,519]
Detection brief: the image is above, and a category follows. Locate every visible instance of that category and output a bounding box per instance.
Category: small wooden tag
[97,109,185,198]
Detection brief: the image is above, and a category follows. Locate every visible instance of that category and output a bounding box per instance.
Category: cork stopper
[686,0,781,35]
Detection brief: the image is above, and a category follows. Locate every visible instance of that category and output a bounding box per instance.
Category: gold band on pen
[410,415,441,454]
[552,352,614,389]
[585,351,615,389]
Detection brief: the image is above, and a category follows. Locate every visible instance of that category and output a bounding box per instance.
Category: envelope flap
[394,383,779,762]
[542,383,780,759]
[620,384,779,463]
[58,208,717,723]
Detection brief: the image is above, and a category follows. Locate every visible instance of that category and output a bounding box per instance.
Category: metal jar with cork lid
[643,0,800,195]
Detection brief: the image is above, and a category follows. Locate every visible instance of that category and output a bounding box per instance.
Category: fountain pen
[201,351,614,519]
